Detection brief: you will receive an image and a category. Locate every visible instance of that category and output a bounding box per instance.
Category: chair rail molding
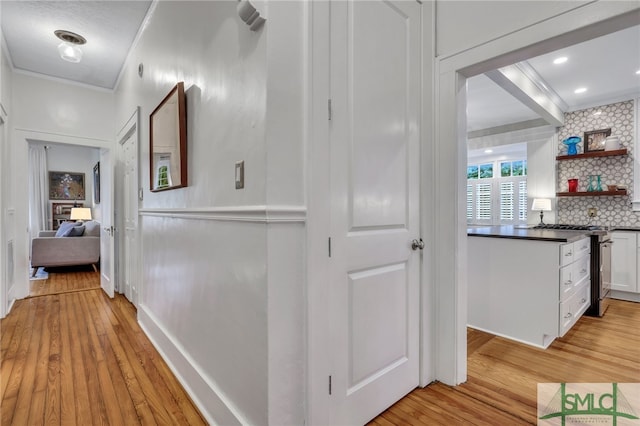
[138,205,307,223]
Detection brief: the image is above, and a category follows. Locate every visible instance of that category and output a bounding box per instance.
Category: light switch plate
[235,161,244,189]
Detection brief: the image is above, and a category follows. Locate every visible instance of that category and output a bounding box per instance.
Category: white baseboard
[611,290,640,303]
[137,304,248,425]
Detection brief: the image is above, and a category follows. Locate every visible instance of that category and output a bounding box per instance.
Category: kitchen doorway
[433,7,639,386]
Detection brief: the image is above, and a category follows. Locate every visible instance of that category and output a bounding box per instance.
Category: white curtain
[28,145,48,257]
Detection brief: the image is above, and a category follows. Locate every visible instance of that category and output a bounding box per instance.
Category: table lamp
[531,198,552,226]
[70,207,92,223]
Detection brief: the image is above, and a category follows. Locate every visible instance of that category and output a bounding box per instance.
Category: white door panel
[122,130,138,305]
[329,0,421,424]
[100,149,115,298]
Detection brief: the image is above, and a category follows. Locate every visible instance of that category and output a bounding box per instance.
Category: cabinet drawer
[574,237,590,260]
[559,298,574,337]
[559,255,590,302]
[560,243,574,266]
[559,280,590,337]
[560,265,574,301]
[574,254,590,284]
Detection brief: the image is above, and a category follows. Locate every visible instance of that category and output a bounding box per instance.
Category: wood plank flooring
[1,286,206,425]
[30,269,100,297]
[371,299,640,425]
[4,276,639,426]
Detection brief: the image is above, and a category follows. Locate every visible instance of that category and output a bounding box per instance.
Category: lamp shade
[531,198,552,212]
[70,207,92,221]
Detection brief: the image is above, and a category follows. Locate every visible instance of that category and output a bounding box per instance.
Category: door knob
[411,238,424,251]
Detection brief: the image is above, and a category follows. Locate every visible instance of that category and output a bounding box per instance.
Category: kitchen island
[468,226,591,348]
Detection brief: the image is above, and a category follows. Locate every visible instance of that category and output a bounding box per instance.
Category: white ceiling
[1,1,152,89]
[468,24,640,132]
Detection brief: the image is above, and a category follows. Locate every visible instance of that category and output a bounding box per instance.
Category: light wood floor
[371,298,640,425]
[4,279,639,426]
[30,269,100,297]
[1,286,206,425]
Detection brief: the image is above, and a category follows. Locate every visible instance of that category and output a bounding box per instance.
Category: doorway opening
[457,14,640,378]
[27,142,103,298]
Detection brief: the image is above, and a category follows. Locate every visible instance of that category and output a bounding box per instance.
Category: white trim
[611,291,640,303]
[306,1,331,424]
[139,205,307,223]
[113,1,158,91]
[11,68,114,93]
[117,107,140,144]
[633,98,640,211]
[16,128,112,149]
[138,304,246,426]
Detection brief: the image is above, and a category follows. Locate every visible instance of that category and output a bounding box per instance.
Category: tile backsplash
[556,100,638,227]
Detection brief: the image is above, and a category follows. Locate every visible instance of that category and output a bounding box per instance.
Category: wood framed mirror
[150,81,187,192]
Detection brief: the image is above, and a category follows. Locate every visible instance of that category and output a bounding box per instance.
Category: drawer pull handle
[564,280,572,286]
[580,298,586,303]
[565,251,573,256]
[580,269,587,274]
[564,312,573,319]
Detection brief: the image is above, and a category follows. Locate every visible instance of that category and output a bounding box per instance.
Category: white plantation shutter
[467,160,527,225]
[467,185,473,220]
[476,183,492,221]
[518,180,527,221]
[499,182,514,221]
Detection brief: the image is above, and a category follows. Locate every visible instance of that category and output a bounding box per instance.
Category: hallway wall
[114,2,305,424]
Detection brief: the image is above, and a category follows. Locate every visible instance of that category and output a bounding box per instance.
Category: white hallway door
[328,0,422,424]
[100,149,115,298]
[121,129,138,306]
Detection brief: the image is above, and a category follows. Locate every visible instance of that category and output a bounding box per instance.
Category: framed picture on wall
[48,171,85,200]
[93,162,100,204]
[584,128,611,153]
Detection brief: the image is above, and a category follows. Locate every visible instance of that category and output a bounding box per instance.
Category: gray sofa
[31,220,100,276]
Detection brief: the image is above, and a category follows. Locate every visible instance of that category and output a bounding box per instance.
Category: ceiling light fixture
[574,87,588,94]
[54,30,86,63]
[553,57,568,65]
[636,69,640,75]
[484,149,493,154]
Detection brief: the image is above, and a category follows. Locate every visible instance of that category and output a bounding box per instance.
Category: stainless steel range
[586,232,613,317]
[533,224,612,316]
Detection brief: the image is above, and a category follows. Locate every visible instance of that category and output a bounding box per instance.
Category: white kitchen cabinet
[468,234,590,348]
[610,231,638,294]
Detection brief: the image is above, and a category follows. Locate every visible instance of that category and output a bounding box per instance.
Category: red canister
[568,179,578,192]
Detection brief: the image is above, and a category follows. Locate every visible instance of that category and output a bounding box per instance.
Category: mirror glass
[150,82,187,191]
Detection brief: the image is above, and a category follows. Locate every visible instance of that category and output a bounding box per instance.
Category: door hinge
[328,237,332,257]
[138,188,144,201]
[328,99,332,121]
[329,375,332,395]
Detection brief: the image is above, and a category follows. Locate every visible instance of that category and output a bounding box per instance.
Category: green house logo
[538,383,640,425]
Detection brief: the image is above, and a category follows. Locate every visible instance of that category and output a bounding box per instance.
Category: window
[467,159,527,225]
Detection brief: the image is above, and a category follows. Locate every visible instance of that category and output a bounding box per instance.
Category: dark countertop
[612,226,640,232]
[467,226,590,243]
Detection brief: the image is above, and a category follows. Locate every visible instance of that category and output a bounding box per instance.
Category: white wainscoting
[137,205,306,425]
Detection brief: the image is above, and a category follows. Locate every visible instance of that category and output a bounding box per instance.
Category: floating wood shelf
[556,149,627,161]
[556,190,628,197]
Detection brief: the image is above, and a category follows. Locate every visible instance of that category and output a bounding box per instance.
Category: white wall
[45,143,101,225]
[114,2,306,424]
[436,1,591,57]
[0,7,14,317]
[12,73,114,141]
